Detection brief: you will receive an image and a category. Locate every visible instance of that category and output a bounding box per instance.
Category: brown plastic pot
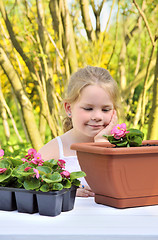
[71,140,158,208]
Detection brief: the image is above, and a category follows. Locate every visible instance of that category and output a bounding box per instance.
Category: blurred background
[0,0,157,154]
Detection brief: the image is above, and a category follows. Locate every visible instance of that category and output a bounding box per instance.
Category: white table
[1,197,158,240]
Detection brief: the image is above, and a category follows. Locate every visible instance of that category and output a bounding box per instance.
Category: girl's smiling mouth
[87,124,104,128]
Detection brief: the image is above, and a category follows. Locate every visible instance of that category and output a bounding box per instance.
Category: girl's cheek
[106,112,113,124]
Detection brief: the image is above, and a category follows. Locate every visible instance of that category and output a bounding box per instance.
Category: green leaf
[12,168,22,178]
[114,140,128,147]
[0,169,12,182]
[15,162,35,177]
[127,129,144,139]
[40,184,50,192]
[126,129,144,147]
[17,167,35,177]
[17,162,29,171]
[70,171,86,180]
[0,160,11,169]
[52,183,63,191]
[62,179,71,188]
[42,172,62,183]
[128,136,143,147]
[48,159,58,165]
[17,177,25,184]
[103,135,128,147]
[23,178,40,190]
[42,159,58,170]
[71,179,81,186]
[36,166,52,174]
[11,159,23,167]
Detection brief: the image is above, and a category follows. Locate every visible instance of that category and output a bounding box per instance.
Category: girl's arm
[77,185,95,197]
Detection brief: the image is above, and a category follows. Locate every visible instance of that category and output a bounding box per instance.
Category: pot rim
[0,186,69,195]
[71,140,158,155]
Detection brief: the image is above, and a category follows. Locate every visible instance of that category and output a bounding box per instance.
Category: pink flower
[34,153,44,164]
[22,158,29,163]
[30,153,44,166]
[38,161,44,166]
[111,123,129,139]
[22,149,44,166]
[60,170,70,178]
[0,149,4,157]
[28,148,37,156]
[25,148,37,160]
[58,159,66,169]
[30,159,38,165]
[24,167,32,172]
[0,168,7,174]
[33,168,39,179]
[34,152,42,161]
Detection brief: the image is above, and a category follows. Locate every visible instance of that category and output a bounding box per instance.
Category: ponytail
[63,116,73,133]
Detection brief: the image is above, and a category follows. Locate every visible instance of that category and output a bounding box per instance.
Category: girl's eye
[102,108,111,112]
[83,107,93,111]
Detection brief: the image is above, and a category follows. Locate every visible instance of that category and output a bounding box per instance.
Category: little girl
[38,66,121,197]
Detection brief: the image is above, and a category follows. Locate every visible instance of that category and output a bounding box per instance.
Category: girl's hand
[94,110,118,142]
[76,185,95,197]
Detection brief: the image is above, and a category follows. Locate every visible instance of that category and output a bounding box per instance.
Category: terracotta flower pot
[71,140,158,208]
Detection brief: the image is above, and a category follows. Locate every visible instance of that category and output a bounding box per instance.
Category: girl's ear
[64,102,72,117]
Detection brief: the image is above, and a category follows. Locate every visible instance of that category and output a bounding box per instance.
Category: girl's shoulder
[38,137,59,161]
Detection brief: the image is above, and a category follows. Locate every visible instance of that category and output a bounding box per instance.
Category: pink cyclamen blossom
[111,123,129,139]
[58,159,66,169]
[24,167,32,172]
[60,170,70,178]
[33,168,40,179]
[0,149,4,157]
[0,168,7,174]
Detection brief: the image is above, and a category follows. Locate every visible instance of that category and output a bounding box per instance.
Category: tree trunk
[0,46,43,150]
[123,58,156,99]
[62,0,78,73]
[140,45,155,129]
[147,43,158,139]
[79,0,96,42]
[49,0,78,74]
[133,75,154,128]
[0,85,23,142]
[119,40,127,91]
[0,81,10,142]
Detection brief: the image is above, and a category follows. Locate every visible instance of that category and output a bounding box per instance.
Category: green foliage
[0,148,86,191]
[105,128,144,147]
[42,172,62,184]
[0,169,12,183]
[70,171,86,180]
[23,178,41,191]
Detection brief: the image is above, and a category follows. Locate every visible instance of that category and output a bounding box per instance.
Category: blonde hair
[63,66,121,132]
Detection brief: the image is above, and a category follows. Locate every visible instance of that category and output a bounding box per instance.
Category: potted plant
[71,123,158,209]
[0,148,85,216]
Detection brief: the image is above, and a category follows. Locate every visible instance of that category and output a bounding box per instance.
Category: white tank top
[56,136,88,186]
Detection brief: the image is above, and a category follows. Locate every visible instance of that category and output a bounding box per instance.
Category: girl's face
[65,85,114,140]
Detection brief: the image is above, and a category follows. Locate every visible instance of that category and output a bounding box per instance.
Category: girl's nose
[91,111,102,121]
